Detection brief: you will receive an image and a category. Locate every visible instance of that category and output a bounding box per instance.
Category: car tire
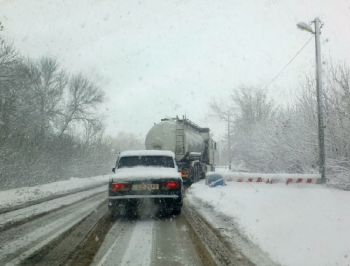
[172,209,181,215]
[110,211,118,221]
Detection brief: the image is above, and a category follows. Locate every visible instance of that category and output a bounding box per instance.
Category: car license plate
[132,184,159,190]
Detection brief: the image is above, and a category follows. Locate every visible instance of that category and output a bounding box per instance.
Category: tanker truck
[145,116,216,183]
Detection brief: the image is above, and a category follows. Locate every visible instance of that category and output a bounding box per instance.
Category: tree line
[211,62,350,189]
[0,30,143,190]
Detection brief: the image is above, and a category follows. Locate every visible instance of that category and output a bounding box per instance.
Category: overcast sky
[2,0,350,140]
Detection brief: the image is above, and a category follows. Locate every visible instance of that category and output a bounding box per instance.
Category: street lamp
[297,22,314,33]
[297,18,326,184]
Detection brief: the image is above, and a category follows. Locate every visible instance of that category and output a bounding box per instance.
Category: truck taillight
[110,182,130,192]
[162,181,180,190]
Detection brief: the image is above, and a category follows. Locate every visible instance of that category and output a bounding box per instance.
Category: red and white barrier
[206,172,321,185]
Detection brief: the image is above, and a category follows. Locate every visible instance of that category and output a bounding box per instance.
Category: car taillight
[162,181,180,190]
[110,182,130,192]
[181,168,189,175]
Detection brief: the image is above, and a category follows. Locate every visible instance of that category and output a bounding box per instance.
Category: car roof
[119,150,175,158]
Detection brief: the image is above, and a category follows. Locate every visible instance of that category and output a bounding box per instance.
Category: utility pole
[297,17,326,184]
[218,139,222,166]
[314,17,326,184]
[227,114,231,170]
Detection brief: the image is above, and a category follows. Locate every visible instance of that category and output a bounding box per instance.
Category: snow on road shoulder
[0,175,109,209]
[187,179,350,266]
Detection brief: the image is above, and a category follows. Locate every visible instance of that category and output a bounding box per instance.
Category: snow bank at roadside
[0,175,109,209]
[187,179,350,266]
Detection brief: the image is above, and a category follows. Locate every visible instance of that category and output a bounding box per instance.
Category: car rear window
[117,156,175,168]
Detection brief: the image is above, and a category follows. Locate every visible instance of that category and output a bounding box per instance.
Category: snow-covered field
[187,177,350,266]
[2,173,350,266]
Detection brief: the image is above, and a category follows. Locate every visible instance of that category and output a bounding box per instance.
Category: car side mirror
[112,167,115,173]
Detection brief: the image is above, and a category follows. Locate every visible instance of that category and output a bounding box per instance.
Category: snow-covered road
[0,186,106,230]
[91,204,254,266]
[93,217,204,266]
[0,190,107,265]
[2,173,350,266]
[0,175,109,211]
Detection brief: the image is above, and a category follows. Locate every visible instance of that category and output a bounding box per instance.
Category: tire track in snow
[93,219,155,266]
[0,193,106,265]
[120,220,154,266]
[152,216,204,266]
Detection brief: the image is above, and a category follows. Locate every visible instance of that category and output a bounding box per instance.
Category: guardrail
[215,166,229,169]
[206,172,321,186]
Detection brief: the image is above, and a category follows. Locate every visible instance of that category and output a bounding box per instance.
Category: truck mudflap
[180,172,189,179]
[180,171,192,183]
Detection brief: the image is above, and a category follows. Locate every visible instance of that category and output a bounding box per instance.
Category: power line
[264,35,314,90]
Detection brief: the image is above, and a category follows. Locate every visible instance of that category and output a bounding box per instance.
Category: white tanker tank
[145,117,216,182]
[145,120,205,162]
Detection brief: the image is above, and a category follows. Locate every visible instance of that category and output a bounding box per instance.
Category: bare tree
[209,86,276,171]
[0,42,28,143]
[58,74,105,137]
[209,99,235,122]
[0,32,113,189]
[321,63,350,187]
[26,57,68,138]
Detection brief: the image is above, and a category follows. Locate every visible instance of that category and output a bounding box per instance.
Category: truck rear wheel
[189,163,201,183]
[200,164,207,179]
[189,167,195,183]
[194,164,201,182]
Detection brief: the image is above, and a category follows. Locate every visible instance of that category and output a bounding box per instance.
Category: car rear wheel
[110,210,119,221]
[172,208,181,215]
